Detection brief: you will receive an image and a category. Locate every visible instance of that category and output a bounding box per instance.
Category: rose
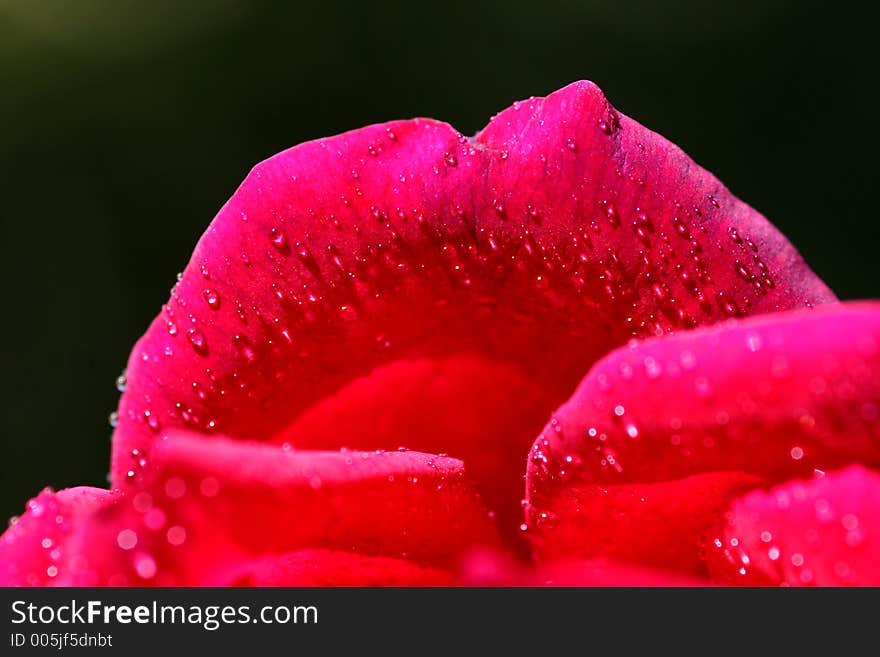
[1,81,876,586]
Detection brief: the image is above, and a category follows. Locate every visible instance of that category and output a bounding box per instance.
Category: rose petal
[276,354,557,540]
[526,302,880,575]
[61,432,501,585]
[707,466,880,586]
[233,549,453,586]
[531,471,764,573]
[0,487,114,586]
[112,81,833,514]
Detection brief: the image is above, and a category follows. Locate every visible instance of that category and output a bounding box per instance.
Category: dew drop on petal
[269,227,288,252]
[203,289,220,309]
[187,328,208,355]
[166,525,187,546]
[143,508,166,531]
[200,477,220,497]
[134,554,157,580]
[165,477,187,499]
[117,529,138,550]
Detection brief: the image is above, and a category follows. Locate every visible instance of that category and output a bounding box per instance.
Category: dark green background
[1,0,877,520]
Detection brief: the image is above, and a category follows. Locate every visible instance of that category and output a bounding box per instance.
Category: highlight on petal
[59,432,501,585]
[0,487,114,586]
[526,303,880,578]
[110,80,833,546]
[707,466,880,586]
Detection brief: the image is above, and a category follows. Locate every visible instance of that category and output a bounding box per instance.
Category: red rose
[2,81,876,586]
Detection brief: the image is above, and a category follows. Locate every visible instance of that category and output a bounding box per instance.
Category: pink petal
[526,302,880,575]
[0,487,114,586]
[707,466,880,586]
[112,81,833,520]
[60,432,501,585]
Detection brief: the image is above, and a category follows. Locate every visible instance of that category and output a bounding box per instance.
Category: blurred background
[1,0,877,520]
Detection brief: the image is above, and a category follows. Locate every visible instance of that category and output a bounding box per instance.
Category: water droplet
[536,510,559,529]
[143,507,166,530]
[232,334,256,363]
[269,227,289,252]
[203,289,220,309]
[143,411,161,433]
[746,333,763,352]
[443,152,458,167]
[117,529,138,550]
[672,216,691,239]
[108,411,119,428]
[734,260,753,282]
[166,525,187,546]
[598,118,612,134]
[200,477,220,497]
[134,554,157,579]
[338,304,358,321]
[600,199,619,226]
[165,477,186,499]
[525,204,541,223]
[694,376,713,398]
[116,371,128,392]
[187,328,208,354]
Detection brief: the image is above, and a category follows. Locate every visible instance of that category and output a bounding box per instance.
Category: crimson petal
[111,81,833,540]
[59,432,500,585]
[526,303,880,576]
